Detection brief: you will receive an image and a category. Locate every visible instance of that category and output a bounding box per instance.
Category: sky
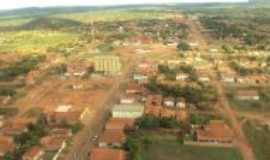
[0,0,249,10]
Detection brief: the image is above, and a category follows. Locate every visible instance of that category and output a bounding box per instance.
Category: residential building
[133,73,148,83]
[220,72,236,83]
[197,71,210,83]
[163,97,175,107]
[94,56,122,75]
[0,136,15,157]
[112,103,144,118]
[126,82,142,94]
[236,90,260,100]
[105,118,136,131]
[22,146,44,160]
[176,98,186,109]
[176,73,189,81]
[90,148,126,160]
[196,120,233,143]
[98,130,126,148]
[145,94,163,107]
[120,94,136,104]
[40,135,67,151]
[2,120,28,136]
[47,105,90,125]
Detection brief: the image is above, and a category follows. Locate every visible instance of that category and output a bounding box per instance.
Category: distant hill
[0,1,269,20]
[249,0,270,4]
[18,17,82,30]
[0,7,95,20]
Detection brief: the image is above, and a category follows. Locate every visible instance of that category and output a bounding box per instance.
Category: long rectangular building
[112,103,144,118]
[94,56,122,75]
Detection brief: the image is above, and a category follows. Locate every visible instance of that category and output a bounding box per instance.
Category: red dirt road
[213,78,256,160]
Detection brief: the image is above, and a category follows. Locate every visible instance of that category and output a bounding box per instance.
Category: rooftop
[99,130,126,144]
[236,90,259,97]
[90,148,126,160]
[105,118,135,130]
[112,103,144,113]
[196,120,233,142]
[22,146,43,159]
[0,135,15,155]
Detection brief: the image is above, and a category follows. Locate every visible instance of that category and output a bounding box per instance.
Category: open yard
[226,87,270,113]
[54,9,177,23]
[128,130,243,160]
[243,121,270,160]
[0,31,79,54]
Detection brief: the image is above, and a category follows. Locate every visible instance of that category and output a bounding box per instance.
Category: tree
[222,44,234,54]
[136,115,160,129]
[177,41,191,51]
[3,152,15,160]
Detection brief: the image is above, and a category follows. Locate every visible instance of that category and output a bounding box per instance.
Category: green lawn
[243,121,270,160]
[129,130,243,160]
[142,142,242,160]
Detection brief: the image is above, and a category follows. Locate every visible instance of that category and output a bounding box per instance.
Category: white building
[112,103,144,118]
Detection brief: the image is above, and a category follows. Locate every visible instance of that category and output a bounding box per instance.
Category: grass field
[226,87,270,113]
[129,130,243,160]
[230,98,270,112]
[0,31,79,54]
[54,9,175,23]
[0,18,33,27]
[243,121,270,160]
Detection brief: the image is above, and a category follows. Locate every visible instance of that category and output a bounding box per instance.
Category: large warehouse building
[94,56,122,75]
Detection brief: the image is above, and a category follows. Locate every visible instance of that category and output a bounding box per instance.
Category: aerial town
[0,0,270,160]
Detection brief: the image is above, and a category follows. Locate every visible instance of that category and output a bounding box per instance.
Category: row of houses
[145,95,188,121]
[0,120,72,160]
[0,104,91,159]
[89,82,145,160]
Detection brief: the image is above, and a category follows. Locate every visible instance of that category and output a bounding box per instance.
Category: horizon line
[0,1,249,11]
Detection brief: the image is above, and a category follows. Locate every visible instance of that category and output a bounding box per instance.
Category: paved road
[212,76,256,160]
[65,61,133,160]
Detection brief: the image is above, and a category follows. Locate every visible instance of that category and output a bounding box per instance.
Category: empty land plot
[227,87,270,113]
[243,121,270,160]
[129,130,243,160]
[54,10,176,23]
[0,31,79,54]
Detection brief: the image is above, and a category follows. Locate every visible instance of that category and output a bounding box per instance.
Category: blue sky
[0,0,248,10]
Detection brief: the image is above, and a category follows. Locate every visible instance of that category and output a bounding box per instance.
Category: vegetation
[136,115,180,129]
[177,41,191,51]
[0,31,79,53]
[5,117,48,160]
[0,55,45,81]
[229,61,265,76]
[198,7,270,50]
[0,107,18,116]
[146,78,217,109]
[243,121,270,160]
[126,129,243,160]
[227,87,270,112]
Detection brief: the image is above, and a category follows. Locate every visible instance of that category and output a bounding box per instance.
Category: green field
[230,98,270,112]
[54,9,174,23]
[226,87,270,112]
[243,121,270,160]
[0,31,79,54]
[128,130,242,160]
[0,18,32,27]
